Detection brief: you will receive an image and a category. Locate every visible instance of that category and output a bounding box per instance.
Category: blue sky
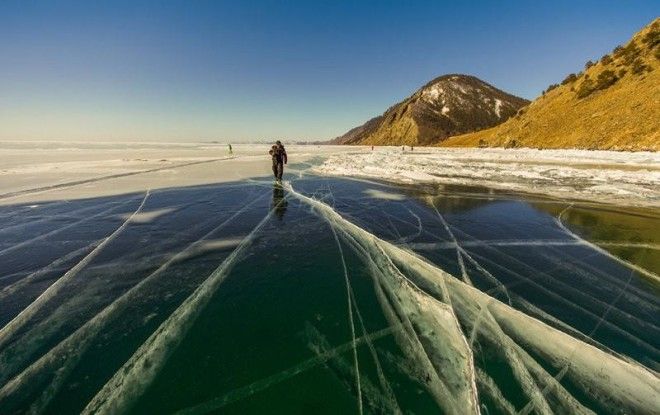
[0,1,657,142]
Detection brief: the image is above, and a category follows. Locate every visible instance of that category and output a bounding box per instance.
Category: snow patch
[197,238,244,251]
[455,84,468,94]
[313,148,660,207]
[122,207,176,223]
[422,85,444,102]
[363,189,406,201]
[494,99,503,118]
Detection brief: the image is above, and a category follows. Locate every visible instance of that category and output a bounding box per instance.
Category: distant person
[269,140,287,182]
[402,146,405,152]
[371,145,374,151]
[228,143,233,155]
[410,145,414,151]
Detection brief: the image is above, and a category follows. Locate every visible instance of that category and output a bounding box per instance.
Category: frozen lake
[0,143,658,414]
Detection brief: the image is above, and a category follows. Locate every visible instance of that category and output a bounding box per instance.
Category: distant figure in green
[228,144,233,155]
[269,140,287,182]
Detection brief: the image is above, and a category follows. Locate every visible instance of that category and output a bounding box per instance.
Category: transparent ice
[0,168,658,414]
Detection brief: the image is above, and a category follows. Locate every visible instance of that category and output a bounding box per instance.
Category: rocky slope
[443,18,660,151]
[334,74,529,146]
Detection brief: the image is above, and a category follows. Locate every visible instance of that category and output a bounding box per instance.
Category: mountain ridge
[333,74,529,146]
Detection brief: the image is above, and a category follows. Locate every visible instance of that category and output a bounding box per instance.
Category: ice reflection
[271,184,288,221]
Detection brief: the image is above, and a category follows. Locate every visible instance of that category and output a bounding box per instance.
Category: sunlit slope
[443,18,660,150]
[334,75,528,146]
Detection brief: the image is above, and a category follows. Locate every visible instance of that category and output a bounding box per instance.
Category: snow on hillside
[334,74,529,146]
[313,147,660,206]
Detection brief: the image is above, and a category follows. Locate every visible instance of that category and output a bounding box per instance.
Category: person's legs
[272,163,278,179]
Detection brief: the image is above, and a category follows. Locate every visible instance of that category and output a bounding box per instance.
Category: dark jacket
[269,145,287,164]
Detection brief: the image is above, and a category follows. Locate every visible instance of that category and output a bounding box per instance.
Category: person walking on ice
[269,140,287,183]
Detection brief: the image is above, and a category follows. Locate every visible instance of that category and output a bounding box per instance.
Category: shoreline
[313,147,660,208]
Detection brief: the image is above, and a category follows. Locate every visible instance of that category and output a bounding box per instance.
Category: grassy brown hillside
[442,18,660,151]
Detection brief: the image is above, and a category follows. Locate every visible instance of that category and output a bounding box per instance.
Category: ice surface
[80,203,278,414]
[286,183,659,414]
[0,188,266,411]
[0,146,658,414]
[0,191,150,350]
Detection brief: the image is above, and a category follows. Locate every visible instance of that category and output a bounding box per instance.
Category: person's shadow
[271,184,288,220]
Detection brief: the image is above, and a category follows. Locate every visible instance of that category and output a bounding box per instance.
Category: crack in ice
[80,195,286,415]
[0,192,269,412]
[556,205,659,284]
[0,190,151,350]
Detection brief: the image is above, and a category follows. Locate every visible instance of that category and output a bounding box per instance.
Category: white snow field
[0,141,355,205]
[314,147,660,207]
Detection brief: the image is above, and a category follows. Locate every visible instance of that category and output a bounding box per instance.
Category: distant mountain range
[333,74,529,145]
[443,18,659,150]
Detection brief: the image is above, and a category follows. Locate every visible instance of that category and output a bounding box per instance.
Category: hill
[333,74,529,146]
[442,18,660,150]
